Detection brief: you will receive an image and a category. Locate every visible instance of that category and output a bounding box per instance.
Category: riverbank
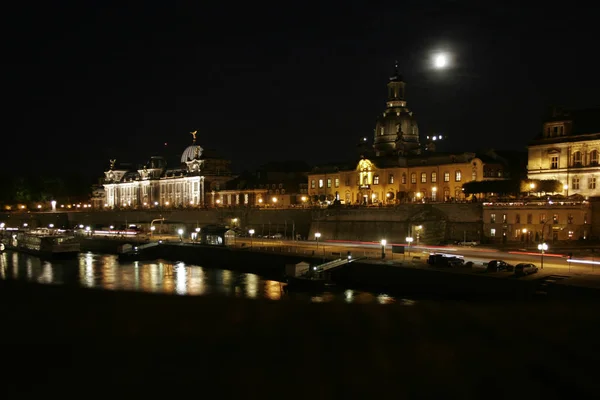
[1,279,599,397]
[74,237,600,300]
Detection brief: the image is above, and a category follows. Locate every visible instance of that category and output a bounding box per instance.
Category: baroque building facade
[103,133,232,208]
[527,107,600,197]
[308,66,508,205]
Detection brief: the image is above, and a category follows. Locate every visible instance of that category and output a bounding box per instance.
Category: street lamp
[380,239,387,259]
[249,229,255,248]
[315,232,321,252]
[406,236,414,257]
[537,242,548,269]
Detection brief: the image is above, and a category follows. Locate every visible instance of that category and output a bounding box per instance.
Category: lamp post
[380,239,387,259]
[537,242,548,269]
[249,229,255,248]
[315,232,321,252]
[406,237,413,258]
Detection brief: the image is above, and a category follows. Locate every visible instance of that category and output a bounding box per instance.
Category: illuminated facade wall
[482,202,590,242]
[527,109,600,198]
[308,156,504,205]
[104,176,204,208]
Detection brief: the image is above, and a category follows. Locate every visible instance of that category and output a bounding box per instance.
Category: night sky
[4,1,600,179]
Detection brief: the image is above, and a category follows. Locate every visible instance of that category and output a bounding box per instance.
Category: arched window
[590,150,599,166]
[573,151,582,166]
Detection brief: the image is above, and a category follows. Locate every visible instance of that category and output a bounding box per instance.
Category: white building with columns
[103,136,232,208]
[528,107,600,198]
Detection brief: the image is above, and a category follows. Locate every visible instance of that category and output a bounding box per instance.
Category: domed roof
[181,145,203,163]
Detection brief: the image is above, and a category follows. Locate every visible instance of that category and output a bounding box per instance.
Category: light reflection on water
[0,251,403,304]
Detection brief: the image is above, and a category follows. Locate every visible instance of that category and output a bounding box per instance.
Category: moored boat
[0,228,80,259]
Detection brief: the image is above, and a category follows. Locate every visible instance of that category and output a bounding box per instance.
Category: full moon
[433,53,448,69]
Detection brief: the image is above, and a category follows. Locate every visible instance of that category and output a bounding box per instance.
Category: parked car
[514,263,538,276]
[487,260,514,272]
[427,254,464,267]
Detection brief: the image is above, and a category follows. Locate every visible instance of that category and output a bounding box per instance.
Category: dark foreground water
[0,250,405,304]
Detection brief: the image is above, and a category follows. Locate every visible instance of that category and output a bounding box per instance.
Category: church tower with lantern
[373,62,420,156]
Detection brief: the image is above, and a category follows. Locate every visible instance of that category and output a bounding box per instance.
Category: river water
[0,250,405,304]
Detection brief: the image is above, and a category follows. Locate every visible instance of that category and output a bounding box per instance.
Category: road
[229,237,600,275]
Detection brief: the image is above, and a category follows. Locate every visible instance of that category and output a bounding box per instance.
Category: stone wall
[308,204,483,244]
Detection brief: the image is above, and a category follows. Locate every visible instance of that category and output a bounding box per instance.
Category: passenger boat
[0,228,80,259]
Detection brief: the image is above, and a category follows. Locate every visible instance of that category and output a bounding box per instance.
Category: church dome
[181,145,203,163]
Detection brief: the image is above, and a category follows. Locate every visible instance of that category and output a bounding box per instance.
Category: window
[411,173,416,184]
[388,174,394,184]
[527,214,532,224]
[431,172,437,183]
[373,175,380,185]
[490,228,496,237]
[421,173,427,183]
[515,214,520,223]
[318,179,324,188]
[589,177,596,190]
[455,170,462,182]
[551,156,558,169]
[573,151,582,166]
[572,177,580,190]
[591,150,599,166]
[444,172,450,182]
[401,173,407,184]
[327,178,332,188]
[490,214,496,223]
[334,178,340,188]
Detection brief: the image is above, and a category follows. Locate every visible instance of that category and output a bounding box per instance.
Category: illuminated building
[103,132,232,208]
[527,107,600,197]
[308,66,508,205]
